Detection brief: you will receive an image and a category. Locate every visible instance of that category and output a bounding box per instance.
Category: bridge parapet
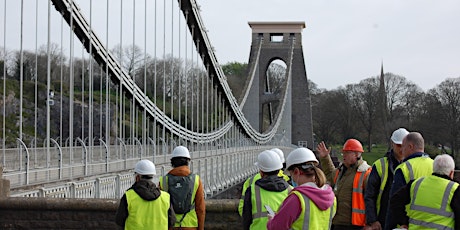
[0,197,240,229]
[0,167,10,197]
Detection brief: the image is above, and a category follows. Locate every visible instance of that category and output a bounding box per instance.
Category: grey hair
[433,154,455,176]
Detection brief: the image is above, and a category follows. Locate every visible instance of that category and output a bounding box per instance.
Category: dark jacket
[242,174,290,230]
[389,173,460,230]
[385,152,431,230]
[364,150,401,227]
[115,179,176,228]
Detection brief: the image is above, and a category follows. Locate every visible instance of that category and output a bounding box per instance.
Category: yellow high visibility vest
[407,175,458,230]
[125,189,170,230]
[396,156,433,183]
[290,190,336,230]
[373,157,389,214]
[159,174,200,227]
[249,184,289,230]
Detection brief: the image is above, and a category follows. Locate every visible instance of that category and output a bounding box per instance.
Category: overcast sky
[198,0,460,91]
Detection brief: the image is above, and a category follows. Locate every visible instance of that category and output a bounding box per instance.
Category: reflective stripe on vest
[396,156,433,184]
[159,174,200,227]
[291,191,336,230]
[373,157,388,214]
[333,167,371,226]
[238,173,261,216]
[407,176,458,230]
[250,184,289,230]
[125,189,170,230]
[351,168,371,226]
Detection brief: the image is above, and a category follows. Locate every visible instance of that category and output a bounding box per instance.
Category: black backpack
[162,173,196,214]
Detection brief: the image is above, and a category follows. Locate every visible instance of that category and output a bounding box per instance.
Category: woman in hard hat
[115,159,176,229]
[267,148,336,230]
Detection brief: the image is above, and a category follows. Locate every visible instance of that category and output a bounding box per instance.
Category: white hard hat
[134,159,156,175]
[270,148,285,163]
[171,146,191,159]
[254,150,283,172]
[286,147,318,170]
[391,128,409,144]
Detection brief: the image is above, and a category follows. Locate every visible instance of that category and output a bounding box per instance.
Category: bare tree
[427,78,460,157]
[349,78,380,152]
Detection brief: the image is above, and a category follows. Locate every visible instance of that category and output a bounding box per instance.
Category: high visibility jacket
[396,156,433,183]
[238,171,288,216]
[407,175,458,230]
[373,157,389,214]
[239,173,262,216]
[250,184,289,230]
[290,190,336,230]
[334,166,372,226]
[125,189,170,230]
[159,174,200,227]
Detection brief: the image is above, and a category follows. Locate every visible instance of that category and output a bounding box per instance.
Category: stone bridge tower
[242,22,314,148]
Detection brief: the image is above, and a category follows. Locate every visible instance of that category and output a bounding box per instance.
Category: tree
[311,89,342,143]
[426,78,460,157]
[349,78,380,152]
[222,61,248,102]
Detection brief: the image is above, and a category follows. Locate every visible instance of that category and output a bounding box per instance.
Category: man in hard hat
[238,148,289,216]
[115,159,176,229]
[385,132,433,230]
[317,139,372,230]
[364,128,409,230]
[159,146,205,230]
[242,150,291,230]
[390,154,460,229]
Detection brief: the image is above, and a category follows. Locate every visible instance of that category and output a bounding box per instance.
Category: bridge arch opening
[262,59,287,132]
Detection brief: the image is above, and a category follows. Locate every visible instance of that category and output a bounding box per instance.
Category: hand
[370,221,382,230]
[399,225,408,229]
[316,141,331,158]
[267,214,274,220]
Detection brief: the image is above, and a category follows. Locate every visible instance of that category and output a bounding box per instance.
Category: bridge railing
[10,146,263,199]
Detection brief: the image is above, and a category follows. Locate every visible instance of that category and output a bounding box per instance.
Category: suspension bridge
[0,0,313,199]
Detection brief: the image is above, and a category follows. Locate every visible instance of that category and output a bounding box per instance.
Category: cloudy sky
[198,0,460,91]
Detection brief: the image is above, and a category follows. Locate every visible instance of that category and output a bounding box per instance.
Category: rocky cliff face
[1,90,117,148]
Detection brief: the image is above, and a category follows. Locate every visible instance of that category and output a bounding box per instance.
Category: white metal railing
[4,142,266,189]
[10,146,263,199]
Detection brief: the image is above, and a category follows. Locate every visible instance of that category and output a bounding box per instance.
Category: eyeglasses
[341,151,356,156]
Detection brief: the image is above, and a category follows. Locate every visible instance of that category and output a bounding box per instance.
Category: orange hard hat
[342,139,364,153]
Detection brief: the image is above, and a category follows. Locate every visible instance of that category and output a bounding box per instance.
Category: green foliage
[222,62,248,102]
[362,144,388,164]
[222,62,247,76]
[424,144,451,159]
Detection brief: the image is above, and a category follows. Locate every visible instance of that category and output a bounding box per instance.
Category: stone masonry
[244,22,314,149]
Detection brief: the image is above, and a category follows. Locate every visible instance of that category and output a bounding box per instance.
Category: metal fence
[9,145,264,199]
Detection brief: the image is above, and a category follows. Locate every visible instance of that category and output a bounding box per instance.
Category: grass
[328,144,390,165]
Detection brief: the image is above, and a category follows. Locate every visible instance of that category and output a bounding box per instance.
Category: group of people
[241,129,459,230]
[115,146,205,230]
[114,128,460,230]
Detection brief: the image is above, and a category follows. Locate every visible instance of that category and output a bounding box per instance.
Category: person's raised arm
[316,141,331,158]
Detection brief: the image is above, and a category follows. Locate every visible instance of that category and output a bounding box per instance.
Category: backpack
[162,173,196,214]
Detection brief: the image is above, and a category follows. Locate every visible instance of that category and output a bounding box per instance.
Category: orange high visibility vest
[333,167,372,226]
